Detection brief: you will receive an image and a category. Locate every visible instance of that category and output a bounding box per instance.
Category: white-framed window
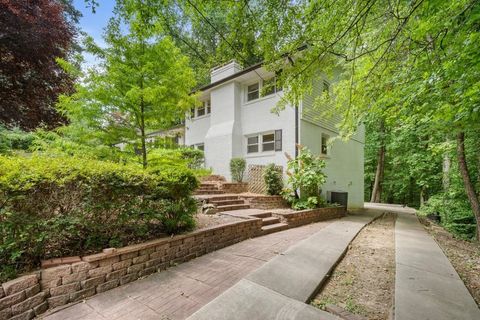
[193,143,204,151]
[321,133,329,155]
[205,100,211,114]
[247,82,259,101]
[247,136,259,153]
[190,99,211,119]
[247,130,282,154]
[197,105,206,117]
[246,77,282,103]
[323,80,330,96]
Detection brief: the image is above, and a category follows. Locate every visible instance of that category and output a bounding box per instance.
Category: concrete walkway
[394,212,480,320]
[41,220,335,320]
[187,212,381,320]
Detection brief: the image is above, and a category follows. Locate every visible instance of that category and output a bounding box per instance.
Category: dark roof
[192,45,309,93]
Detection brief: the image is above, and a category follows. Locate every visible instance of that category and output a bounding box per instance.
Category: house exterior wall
[300,120,365,208]
[185,61,364,209]
[240,93,296,179]
[185,115,209,146]
[185,67,296,181]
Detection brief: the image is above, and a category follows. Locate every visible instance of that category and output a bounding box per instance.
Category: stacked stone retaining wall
[0,218,262,319]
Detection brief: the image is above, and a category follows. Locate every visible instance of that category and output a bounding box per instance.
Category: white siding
[301,78,342,133]
[300,120,364,208]
[240,93,296,178]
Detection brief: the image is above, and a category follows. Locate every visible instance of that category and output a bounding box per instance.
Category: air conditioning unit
[327,191,348,207]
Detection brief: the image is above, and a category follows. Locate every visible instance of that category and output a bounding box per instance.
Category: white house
[184,60,365,208]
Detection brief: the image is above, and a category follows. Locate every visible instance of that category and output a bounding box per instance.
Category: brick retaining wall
[275,207,347,228]
[0,218,262,319]
[240,195,289,210]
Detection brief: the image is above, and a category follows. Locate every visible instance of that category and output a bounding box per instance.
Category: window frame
[205,100,211,114]
[246,130,282,154]
[247,136,259,154]
[261,132,275,152]
[321,133,329,155]
[246,82,260,102]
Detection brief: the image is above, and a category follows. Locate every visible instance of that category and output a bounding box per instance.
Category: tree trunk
[140,100,147,169]
[456,132,480,240]
[443,152,451,192]
[371,122,386,203]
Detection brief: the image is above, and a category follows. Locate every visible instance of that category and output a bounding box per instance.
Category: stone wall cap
[82,218,257,263]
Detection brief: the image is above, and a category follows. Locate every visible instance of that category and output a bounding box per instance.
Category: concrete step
[199,184,219,190]
[207,195,240,202]
[261,222,289,235]
[250,211,272,219]
[194,190,225,195]
[216,204,251,212]
[210,199,245,206]
[261,216,281,226]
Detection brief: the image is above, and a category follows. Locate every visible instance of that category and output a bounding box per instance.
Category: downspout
[295,104,299,158]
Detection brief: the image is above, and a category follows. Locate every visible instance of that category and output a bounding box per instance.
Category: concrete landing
[187,279,340,320]
[246,212,381,303]
[187,212,381,319]
[395,213,480,320]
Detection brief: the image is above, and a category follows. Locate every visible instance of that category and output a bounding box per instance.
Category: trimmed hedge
[0,155,198,281]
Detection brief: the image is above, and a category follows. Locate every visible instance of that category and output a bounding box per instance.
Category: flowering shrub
[282,146,327,210]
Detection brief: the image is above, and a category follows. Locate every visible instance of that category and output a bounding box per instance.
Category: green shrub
[419,193,476,240]
[0,126,35,154]
[0,155,198,282]
[263,163,283,195]
[230,158,246,182]
[282,146,327,210]
[148,147,204,170]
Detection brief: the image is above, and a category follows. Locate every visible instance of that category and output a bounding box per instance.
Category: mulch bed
[312,212,396,320]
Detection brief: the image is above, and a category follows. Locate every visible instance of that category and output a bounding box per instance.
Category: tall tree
[246,0,480,238]
[58,2,195,168]
[0,0,75,130]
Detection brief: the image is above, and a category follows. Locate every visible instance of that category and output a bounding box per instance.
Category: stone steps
[194,189,225,195]
[261,222,289,235]
[261,216,281,226]
[208,195,240,201]
[216,204,251,212]
[249,211,273,219]
[210,199,245,206]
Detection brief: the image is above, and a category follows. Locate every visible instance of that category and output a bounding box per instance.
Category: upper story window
[190,99,211,119]
[323,80,330,96]
[205,100,211,114]
[247,130,282,154]
[321,133,329,155]
[197,104,206,117]
[246,77,282,103]
[247,83,259,101]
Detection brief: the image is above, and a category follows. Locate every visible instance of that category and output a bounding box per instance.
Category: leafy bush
[263,163,283,195]
[148,147,204,170]
[419,193,476,240]
[0,155,198,282]
[230,158,246,182]
[282,146,327,209]
[0,126,35,154]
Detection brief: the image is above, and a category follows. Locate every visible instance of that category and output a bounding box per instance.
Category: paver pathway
[41,220,334,320]
[394,212,480,320]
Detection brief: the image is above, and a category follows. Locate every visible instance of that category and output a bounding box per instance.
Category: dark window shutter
[275,130,282,151]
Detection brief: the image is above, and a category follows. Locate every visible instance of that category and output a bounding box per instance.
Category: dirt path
[312,212,396,319]
[421,219,480,305]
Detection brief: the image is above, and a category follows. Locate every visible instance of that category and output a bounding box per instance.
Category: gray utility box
[327,191,348,207]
